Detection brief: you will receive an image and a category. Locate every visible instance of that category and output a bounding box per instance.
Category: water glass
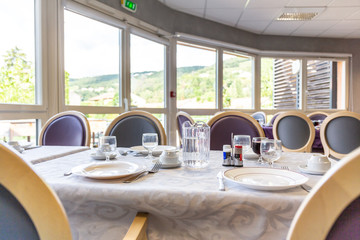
[142,133,158,159]
[260,139,282,167]
[233,135,251,153]
[99,136,117,161]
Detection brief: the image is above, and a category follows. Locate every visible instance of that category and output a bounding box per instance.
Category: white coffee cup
[307,154,331,171]
[160,149,179,164]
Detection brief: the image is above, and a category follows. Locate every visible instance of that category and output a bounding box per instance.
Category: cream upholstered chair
[176,111,195,145]
[273,111,315,152]
[207,111,265,150]
[320,111,360,159]
[287,146,360,240]
[39,111,91,147]
[105,110,166,147]
[0,143,149,240]
[0,143,72,239]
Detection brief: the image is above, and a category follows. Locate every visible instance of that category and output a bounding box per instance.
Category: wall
[98,0,360,113]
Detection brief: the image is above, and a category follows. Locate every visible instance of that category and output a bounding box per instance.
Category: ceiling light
[277,7,326,21]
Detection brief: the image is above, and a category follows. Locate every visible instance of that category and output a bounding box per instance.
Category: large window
[0,0,36,105]
[177,42,216,109]
[130,34,165,108]
[64,10,121,107]
[223,51,254,109]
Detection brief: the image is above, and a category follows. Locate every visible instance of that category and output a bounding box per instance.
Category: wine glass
[142,133,158,159]
[99,136,117,161]
[260,139,282,167]
[233,135,251,153]
[252,137,268,164]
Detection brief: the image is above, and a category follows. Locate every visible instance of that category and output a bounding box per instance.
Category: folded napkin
[243,151,259,160]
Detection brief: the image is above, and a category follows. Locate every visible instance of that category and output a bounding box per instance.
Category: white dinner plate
[224,167,308,191]
[90,152,117,160]
[130,145,176,156]
[298,165,328,175]
[71,161,146,179]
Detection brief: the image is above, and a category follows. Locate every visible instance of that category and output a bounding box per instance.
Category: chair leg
[123,212,148,240]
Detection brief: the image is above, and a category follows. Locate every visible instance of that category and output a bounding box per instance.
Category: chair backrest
[39,111,91,147]
[251,111,266,124]
[0,143,72,240]
[176,111,195,145]
[320,111,360,159]
[104,110,166,147]
[269,112,282,126]
[307,111,329,121]
[207,111,265,150]
[273,111,315,152]
[287,146,360,240]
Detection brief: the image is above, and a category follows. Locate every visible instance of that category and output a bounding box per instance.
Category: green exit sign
[121,0,137,12]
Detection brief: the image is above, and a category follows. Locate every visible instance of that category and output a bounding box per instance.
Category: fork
[123,161,162,183]
[280,166,289,170]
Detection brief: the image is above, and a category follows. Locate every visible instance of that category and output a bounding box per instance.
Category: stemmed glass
[260,139,282,167]
[142,133,158,159]
[252,137,268,164]
[233,135,251,153]
[99,136,117,161]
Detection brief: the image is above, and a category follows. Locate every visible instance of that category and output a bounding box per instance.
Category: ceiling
[157,0,360,39]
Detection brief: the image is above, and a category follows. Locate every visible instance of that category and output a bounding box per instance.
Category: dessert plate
[298,165,328,175]
[71,161,146,179]
[160,161,182,169]
[224,167,308,191]
[130,145,176,156]
[90,152,117,160]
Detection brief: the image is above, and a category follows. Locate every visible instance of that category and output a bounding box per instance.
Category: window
[64,10,121,107]
[261,58,301,109]
[0,0,36,104]
[130,34,165,108]
[306,59,346,109]
[223,51,254,109]
[0,119,37,144]
[177,42,216,109]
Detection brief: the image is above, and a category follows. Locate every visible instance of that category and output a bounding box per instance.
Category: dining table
[24,145,339,240]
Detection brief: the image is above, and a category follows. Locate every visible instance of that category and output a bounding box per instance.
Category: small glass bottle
[222,145,232,166]
[234,145,243,167]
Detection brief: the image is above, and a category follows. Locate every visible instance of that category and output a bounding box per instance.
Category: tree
[0,47,35,104]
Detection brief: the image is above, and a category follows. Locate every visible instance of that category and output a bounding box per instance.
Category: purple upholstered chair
[39,111,91,146]
[287,146,360,240]
[207,111,265,150]
[176,111,195,145]
[251,111,266,125]
[307,111,329,121]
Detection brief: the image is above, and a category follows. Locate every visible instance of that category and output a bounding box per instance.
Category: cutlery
[64,170,72,176]
[123,161,162,183]
[301,184,312,193]
[217,171,225,191]
[280,166,289,170]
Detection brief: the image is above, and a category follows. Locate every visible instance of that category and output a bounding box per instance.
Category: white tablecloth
[32,149,326,240]
[21,145,90,164]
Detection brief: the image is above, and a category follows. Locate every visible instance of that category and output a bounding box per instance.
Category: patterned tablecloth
[31,149,330,240]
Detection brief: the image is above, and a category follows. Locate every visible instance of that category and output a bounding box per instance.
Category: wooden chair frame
[39,110,91,147]
[207,111,265,137]
[105,110,167,145]
[320,111,360,159]
[307,111,329,119]
[0,143,73,239]
[176,111,195,144]
[273,111,315,152]
[287,146,360,240]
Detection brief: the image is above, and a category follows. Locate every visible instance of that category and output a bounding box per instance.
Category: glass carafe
[182,121,210,168]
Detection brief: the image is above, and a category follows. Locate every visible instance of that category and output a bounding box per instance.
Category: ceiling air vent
[277,7,326,21]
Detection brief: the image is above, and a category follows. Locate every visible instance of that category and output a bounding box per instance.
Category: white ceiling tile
[237,21,270,33]
[297,20,338,30]
[263,21,304,35]
[345,29,360,38]
[177,8,205,18]
[318,29,355,38]
[240,8,283,21]
[205,9,242,26]
[346,9,360,19]
[329,0,360,7]
[291,29,323,37]
[316,7,360,20]
[164,0,205,9]
[206,0,247,9]
[330,20,360,29]
[287,0,333,7]
[246,0,291,9]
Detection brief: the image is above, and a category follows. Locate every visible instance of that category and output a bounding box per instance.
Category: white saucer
[160,161,182,169]
[90,153,117,160]
[298,164,328,175]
